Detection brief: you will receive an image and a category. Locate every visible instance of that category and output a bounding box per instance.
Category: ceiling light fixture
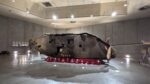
[111,11,117,17]
[52,15,58,20]
[12,0,15,2]
[71,14,75,19]
[124,4,127,7]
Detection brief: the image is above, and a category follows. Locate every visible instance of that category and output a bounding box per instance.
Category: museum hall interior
[0,0,150,84]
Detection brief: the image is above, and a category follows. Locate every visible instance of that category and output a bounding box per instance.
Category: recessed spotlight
[124,4,127,7]
[71,14,75,19]
[12,0,15,2]
[52,15,58,20]
[111,11,117,17]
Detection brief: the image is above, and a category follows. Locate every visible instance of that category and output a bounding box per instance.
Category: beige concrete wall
[0,15,56,53]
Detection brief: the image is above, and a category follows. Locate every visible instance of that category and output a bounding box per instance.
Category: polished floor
[0,54,150,84]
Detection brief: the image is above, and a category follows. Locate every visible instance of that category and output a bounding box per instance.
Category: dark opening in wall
[42,2,52,7]
[67,39,74,44]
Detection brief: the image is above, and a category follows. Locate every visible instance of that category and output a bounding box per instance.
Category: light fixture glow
[125,54,131,58]
[125,54,131,67]
[115,70,120,72]
[13,51,18,58]
[13,51,18,59]
[52,15,58,20]
[53,64,57,67]
[14,51,18,54]
[111,11,117,17]
[27,50,31,56]
[27,50,31,53]
[125,57,131,66]
[12,0,15,2]
[124,4,127,7]
[71,14,75,19]
[82,67,85,69]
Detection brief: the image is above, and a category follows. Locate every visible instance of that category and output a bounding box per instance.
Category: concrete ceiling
[33,0,125,7]
[48,0,125,7]
[0,0,150,29]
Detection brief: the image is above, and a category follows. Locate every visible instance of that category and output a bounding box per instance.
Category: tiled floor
[0,54,150,84]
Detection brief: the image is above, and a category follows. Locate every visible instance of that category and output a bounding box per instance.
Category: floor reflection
[12,54,27,66]
[25,62,109,79]
[11,53,111,79]
[125,57,131,67]
[11,53,113,79]
[12,53,42,67]
[1,54,150,84]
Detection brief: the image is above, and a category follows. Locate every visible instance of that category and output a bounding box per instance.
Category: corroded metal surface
[29,33,115,60]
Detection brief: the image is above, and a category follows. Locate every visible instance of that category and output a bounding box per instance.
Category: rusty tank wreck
[29,33,115,61]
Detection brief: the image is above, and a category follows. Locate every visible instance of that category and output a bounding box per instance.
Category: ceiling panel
[0,0,150,29]
[49,0,126,7]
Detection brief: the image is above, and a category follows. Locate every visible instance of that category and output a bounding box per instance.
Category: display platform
[45,57,102,65]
